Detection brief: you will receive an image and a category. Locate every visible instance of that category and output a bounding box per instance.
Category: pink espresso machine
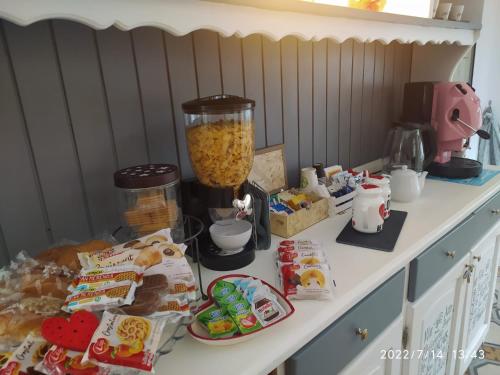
[401,82,490,178]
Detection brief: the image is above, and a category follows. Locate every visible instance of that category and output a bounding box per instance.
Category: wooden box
[269,194,329,238]
[248,144,329,238]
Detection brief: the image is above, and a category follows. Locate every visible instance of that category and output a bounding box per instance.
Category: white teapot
[352,184,385,234]
[390,165,428,203]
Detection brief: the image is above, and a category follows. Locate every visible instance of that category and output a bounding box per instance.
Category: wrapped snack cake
[83,311,165,373]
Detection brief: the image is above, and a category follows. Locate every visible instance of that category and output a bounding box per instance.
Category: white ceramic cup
[449,5,464,21]
[436,3,452,20]
[300,167,318,190]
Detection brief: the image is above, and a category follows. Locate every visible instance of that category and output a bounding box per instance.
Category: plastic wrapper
[62,281,136,313]
[82,312,166,373]
[35,345,110,375]
[277,249,327,265]
[0,333,49,375]
[279,263,334,300]
[0,253,73,350]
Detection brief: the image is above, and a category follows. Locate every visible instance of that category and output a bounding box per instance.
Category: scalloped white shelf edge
[0,0,478,45]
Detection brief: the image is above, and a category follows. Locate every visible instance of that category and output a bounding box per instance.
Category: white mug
[300,167,318,190]
[352,184,385,234]
[436,3,452,20]
[449,5,464,21]
[366,175,391,220]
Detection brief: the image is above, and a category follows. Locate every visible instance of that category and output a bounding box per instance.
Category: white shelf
[0,0,480,45]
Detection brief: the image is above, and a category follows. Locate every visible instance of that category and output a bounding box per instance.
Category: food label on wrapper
[77,229,176,270]
[69,265,144,292]
[280,263,333,300]
[82,311,165,373]
[0,334,49,375]
[62,281,137,313]
[35,345,110,375]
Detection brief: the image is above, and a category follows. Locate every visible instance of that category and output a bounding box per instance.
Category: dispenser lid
[114,164,179,189]
[182,95,255,114]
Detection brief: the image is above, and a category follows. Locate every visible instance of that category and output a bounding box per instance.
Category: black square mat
[335,210,408,252]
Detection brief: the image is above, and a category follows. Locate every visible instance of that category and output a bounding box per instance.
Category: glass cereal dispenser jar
[114,164,184,242]
[182,95,255,193]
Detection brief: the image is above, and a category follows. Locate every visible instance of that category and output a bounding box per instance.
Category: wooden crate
[249,144,329,238]
[270,194,329,238]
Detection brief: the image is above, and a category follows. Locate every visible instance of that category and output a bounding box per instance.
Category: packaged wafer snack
[62,281,136,313]
[69,265,144,292]
[82,311,165,373]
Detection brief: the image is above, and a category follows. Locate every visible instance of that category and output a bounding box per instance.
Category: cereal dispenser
[181,95,261,271]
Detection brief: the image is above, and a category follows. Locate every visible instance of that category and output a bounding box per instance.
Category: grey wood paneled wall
[0,19,412,263]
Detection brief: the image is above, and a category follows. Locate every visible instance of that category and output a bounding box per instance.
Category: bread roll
[35,240,111,272]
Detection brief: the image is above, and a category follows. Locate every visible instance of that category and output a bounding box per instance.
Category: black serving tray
[336,210,407,252]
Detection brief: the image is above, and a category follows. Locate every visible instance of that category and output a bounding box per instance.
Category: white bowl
[209,220,252,254]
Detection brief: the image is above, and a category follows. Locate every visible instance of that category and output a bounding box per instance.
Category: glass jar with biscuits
[114,164,184,242]
[182,95,255,193]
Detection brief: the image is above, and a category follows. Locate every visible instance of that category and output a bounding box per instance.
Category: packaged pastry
[0,333,49,375]
[277,249,327,265]
[149,294,190,318]
[83,311,165,373]
[19,297,64,316]
[77,230,197,303]
[62,281,136,313]
[69,265,144,292]
[0,311,45,348]
[77,229,173,270]
[226,299,262,334]
[146,257,196,299]
[120,290,161,317]
[136,274,168,294]
[280,263,333,300]
[17,261,73,300]
[36,240,112,273]
[20,274,71,300]
[196,306,238,339]
[35,345,109,375]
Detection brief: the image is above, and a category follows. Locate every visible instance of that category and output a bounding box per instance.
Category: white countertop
[158,168,500,375]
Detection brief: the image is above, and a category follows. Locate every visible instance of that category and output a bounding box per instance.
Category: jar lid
[114,164,179,189]
[182,95,255,114]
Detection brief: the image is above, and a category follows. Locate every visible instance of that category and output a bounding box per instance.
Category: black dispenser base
[427,157,482,179]
[198,234,255,271]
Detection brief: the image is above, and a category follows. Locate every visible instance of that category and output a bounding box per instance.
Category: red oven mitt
[41,311,99,352]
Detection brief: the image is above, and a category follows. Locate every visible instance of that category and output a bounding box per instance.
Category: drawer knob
[473,255,481,262]
[356,328,369,341]
[492,209,500,215]
[446,251,456,259]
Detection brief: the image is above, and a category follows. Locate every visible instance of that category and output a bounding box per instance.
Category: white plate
[188,274,294,346]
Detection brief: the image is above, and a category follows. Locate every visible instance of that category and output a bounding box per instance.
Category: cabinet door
[340,316,403,375]
[455,234,499,375]
[405,256,469,375]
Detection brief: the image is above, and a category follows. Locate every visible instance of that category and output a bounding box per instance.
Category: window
[305,0,433,18]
